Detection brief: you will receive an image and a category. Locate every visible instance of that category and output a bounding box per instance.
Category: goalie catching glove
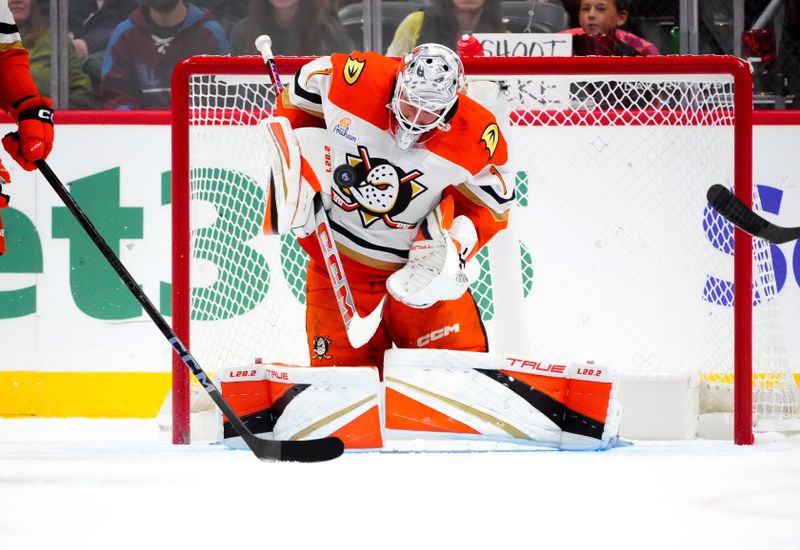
[387,196,478,308]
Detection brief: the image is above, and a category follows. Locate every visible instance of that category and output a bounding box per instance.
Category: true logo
[343,57,366,85]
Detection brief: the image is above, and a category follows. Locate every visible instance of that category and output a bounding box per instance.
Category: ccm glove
[3,96,54,171]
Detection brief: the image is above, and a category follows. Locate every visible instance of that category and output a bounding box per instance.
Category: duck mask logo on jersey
[481,123,500,160]
[343,56,366,85]
[312,336,332,360]
[331,145,426,230]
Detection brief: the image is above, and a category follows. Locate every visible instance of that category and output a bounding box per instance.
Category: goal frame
[171,54,754,445]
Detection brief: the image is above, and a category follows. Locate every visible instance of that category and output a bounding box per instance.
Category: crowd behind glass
[15,0,800,110]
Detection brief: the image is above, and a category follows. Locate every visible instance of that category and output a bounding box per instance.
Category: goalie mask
[389,43,465,150]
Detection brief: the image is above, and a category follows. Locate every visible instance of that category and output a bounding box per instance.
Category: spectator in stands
[780,0,800,108]
[563,0,659,56]
[70,0,138,93]
[387,0,507,57]
[100,0,228,110]
[9,0,95,108]
[191,0,248,35]
[229,0,353,56]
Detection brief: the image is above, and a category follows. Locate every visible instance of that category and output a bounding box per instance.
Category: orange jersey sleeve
[444,181,511,261]
[276,55,333,129]
[427,95,509,175]
[431,95,514,260]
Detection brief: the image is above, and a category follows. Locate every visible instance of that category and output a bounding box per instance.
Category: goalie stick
[707,184,800,244]
[255,34,385,348]
[35,159,344,463]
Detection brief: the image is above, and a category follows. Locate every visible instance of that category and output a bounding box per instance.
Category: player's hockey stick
[707,184,800,244]
[35,159,344,463]
[256,34,385,348]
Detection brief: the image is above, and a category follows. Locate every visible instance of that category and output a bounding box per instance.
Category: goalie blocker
[261,117,332,236]
[218,349,620,451]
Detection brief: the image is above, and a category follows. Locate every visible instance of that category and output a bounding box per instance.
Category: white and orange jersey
[278,50,515,280]
[0,5,22,53]
[0,4,40,114]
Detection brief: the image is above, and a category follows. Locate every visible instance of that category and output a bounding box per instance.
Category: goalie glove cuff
[10,96,55,124]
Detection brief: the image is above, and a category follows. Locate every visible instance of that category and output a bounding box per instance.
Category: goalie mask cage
[171,55,798,447]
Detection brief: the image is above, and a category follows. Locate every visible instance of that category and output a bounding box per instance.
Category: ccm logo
[417,323,460,347]
[317,222,355,325]
[505,358,566,374]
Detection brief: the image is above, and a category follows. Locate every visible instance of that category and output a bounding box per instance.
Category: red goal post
[171,55,762,445]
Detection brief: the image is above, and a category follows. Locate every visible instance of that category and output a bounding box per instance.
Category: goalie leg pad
[383,348,620,450]
[218,362,384,449]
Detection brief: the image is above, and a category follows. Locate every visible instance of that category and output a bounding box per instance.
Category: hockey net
[170,55,799,445]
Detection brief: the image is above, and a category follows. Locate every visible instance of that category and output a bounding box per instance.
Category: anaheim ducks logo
[480,123,500,160]
[343,56,366,85]
[312,336,331,360]
[331,145,426,229]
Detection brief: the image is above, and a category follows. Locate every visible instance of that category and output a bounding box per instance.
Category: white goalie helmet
[389,43,466,150]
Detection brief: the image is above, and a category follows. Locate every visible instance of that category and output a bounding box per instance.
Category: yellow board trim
[700,372,800,389]
[0,372,171,418]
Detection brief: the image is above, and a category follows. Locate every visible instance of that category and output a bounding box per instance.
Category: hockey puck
[333,164,357,188]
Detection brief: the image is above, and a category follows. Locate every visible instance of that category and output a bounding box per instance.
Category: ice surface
[1,418,799,550]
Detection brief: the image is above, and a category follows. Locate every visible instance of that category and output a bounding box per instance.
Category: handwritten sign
[471,33,573,109]
[473,33,572,58]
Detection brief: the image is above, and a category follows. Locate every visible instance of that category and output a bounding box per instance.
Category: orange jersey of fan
[277,50,515,281]
[0,5,40,113]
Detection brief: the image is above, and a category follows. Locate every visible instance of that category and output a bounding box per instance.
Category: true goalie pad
[383,348,621,450]
[261,118,331,235]
[218,361,383,449]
